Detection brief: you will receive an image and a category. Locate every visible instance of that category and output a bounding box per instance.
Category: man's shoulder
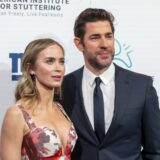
[64,67,84,79]
[115,64,152,82]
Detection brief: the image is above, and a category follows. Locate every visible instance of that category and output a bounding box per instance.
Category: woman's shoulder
[1,102,26,149]
[6,102,22,114]
[3,102,24,126]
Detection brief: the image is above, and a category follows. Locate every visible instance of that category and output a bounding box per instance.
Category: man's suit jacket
[61,64,160,160]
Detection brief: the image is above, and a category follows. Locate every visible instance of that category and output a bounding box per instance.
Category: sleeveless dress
[18,103,77,160]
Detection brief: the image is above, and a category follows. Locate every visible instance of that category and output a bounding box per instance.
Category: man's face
[75,20,115,75]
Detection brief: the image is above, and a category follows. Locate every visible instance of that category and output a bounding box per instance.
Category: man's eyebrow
[89,32,113,37]
[89,34,101,37]
[105,32,113,35]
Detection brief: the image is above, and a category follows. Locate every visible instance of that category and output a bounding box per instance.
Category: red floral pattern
[18,103,77,160]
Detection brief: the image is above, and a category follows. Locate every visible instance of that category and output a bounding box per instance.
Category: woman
[1,38,77,160]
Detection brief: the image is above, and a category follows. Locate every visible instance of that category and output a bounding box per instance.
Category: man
[61,8,160,160]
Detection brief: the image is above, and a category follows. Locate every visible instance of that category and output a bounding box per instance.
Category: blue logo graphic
[114,39,133,68]
[9,53,23,81]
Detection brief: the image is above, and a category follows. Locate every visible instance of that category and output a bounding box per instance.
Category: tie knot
[95,77,102,86]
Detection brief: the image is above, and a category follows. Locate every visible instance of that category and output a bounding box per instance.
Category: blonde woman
[1,38,77,160]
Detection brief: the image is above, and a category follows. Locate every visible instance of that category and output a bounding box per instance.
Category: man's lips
[98,51,110,57]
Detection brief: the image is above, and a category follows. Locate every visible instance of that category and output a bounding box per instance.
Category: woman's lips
[51,75,61,81]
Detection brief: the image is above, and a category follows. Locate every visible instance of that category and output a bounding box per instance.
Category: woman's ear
[26,63,35,75]
[74,37,84,52]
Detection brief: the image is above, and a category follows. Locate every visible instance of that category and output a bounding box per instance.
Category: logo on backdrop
[114,39,133,68]
[9,53,23,81]
[0,0,70,17]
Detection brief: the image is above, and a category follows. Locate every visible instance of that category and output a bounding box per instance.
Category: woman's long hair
[15,38,64,109]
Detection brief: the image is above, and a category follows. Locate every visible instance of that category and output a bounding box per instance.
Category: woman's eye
[46,59,54,64]
[60,59,65,64]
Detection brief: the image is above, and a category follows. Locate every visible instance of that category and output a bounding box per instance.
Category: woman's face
[30,44,65,90]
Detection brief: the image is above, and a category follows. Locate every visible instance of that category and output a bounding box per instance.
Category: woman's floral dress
[18,103,77,160]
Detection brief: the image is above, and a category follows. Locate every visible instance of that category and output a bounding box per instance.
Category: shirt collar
[83,63,115,86]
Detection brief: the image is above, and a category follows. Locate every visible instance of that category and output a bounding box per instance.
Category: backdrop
[0,0,160,128]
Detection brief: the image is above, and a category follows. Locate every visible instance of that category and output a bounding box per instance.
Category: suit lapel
[73,67,99,144]
[101,65,131,146]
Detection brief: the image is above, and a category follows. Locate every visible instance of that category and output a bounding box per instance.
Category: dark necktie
[94,77,105,142]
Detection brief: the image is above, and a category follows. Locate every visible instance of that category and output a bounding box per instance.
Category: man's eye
[91,37,99,40]
[106,34,113,39]
[108,36,113,39]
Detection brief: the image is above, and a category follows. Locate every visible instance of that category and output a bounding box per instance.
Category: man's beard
[88,53,114,70]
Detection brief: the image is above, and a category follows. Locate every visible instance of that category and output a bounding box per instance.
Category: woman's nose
[54,61,63,72]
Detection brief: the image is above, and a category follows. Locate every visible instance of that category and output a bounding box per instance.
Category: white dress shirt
[82,63,115,133]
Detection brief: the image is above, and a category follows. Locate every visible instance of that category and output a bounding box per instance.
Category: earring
[31,74,35,81]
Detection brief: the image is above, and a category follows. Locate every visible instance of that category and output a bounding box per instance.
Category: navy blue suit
[61,64,160,160]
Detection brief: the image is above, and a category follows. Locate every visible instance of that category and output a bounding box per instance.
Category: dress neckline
[24,124,74,155]
[18,102,74,155]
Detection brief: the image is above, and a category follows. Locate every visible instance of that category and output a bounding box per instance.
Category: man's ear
[74,37,84,52]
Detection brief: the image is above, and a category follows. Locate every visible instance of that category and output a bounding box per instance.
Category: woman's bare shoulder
[2,102,24,127]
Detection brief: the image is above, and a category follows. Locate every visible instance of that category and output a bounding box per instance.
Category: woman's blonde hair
[15,38,64,108]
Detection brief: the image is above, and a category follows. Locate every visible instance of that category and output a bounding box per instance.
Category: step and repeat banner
[0,0,160,127]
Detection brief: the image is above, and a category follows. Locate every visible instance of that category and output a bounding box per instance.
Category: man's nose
[99,37,108,48]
